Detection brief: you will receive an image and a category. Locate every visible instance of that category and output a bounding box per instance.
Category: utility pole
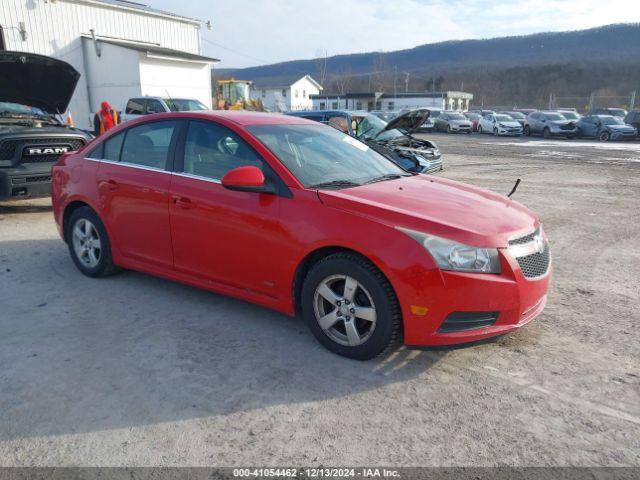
[630,90,636,110]
[394,65,397,100]
[404,72,410,93]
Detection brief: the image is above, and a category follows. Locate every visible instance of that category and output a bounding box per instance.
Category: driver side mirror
[221,166,274,194]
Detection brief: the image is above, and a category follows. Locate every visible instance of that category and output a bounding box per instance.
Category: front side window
[183,121,264,181]
[247,124,407,189]
[120,121,176,169]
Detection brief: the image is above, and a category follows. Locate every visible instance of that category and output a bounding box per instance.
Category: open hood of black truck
[0,51,80,114]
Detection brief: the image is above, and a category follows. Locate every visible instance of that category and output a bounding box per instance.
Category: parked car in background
[0,52,91,200]
[557,109,581,121]
[589,107,628,119]
[122,96,209,122]
[624,110,640,131]
[415,109,440,132]
[478,113,523,136]
[287,109,442,173]
[463,112,482,131]
[513,108,538,115]
[51,111,550,359]
[469,109,495,116]
[370,111,398,122]
[435,111,473,133]
[577,114,638,141]
[499,111,527,127]
[524,111,578,138]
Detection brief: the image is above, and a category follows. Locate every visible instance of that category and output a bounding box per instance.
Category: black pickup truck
[0,52,92,200]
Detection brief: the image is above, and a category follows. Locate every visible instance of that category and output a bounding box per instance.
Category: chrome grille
[509,227,539,246]
[508,227,551,279]
[516,244,551,279]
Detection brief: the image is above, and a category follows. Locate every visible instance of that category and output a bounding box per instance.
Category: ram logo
[25,146,71,156]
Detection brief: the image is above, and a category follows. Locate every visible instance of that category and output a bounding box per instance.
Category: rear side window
[103,132,125,162]
[125,99,145,115]
[120,121,176,170]
[182,121,264,181]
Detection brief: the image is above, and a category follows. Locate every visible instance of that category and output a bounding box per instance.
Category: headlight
[499,123,506,128]
[396,227,501,274]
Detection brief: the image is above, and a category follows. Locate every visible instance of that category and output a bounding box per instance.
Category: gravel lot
[0,134,639,467]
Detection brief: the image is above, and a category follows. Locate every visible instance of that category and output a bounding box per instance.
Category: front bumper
[450,124,472,133]
[550,128,578,137]
[610,131,638,141]
[0,164,53,200]
[399,249,551,346]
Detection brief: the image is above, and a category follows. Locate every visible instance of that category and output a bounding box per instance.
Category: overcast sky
[147,0,640,68]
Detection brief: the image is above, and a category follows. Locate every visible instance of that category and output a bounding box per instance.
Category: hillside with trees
[216,24,640,108]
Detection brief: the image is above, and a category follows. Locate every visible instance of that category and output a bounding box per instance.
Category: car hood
[319,175,538,248]
[0,52,80,114]
[551,120,576,127]
[382,109,430,134]
[499,121,522,127]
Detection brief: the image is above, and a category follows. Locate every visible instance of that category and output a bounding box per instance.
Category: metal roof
[83,0,205,24]
[85,36,219,62]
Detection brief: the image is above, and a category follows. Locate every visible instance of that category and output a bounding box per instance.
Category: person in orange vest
[93,101,120,136]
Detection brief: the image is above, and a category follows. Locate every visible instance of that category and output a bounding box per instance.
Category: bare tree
[332,67,353,95]
[315,49,328,89]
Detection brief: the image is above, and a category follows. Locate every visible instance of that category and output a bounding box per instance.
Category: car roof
[133,110,320,127]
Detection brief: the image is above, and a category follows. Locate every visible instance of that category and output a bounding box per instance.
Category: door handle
[105,179,119,191]
[172,196,194,209]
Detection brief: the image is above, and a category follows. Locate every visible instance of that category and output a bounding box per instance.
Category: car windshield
[495,114,513,121]
[447,113,466,120]
[164,99,208,112]
[507,112,525,119]
[247,124,409,189]
[0,102,47,117]
[599,116,623,125]
[608,109,626,117]
[560,111,579,120]
[353,113,404,141]
[545,113,566,121]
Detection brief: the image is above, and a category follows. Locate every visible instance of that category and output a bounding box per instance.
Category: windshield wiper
[364,173,406,185]
[308,180,361,189]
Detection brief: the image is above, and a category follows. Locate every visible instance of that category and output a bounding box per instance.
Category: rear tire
[66,206,119,278]
[301,253,401,360]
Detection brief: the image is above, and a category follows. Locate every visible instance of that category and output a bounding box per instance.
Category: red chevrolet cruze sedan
[52,111,551,360]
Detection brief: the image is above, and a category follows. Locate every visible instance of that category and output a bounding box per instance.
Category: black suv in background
[0,52,91,200]
[624,110,640,131]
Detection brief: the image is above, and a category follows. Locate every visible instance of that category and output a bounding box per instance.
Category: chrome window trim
[84,157,224,184]
[172,171,222,184]
[83,157,171,174]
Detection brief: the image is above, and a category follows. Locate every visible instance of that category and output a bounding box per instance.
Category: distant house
[311,91,474,112]
[250,75,323,112]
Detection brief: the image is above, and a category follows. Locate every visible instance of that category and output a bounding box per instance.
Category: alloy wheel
[313,274,377,347]
[72,218,102,268]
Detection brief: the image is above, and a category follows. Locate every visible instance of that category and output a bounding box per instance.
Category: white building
[250,75,323,112]
[0,0,217,129]
[311,91,474,112]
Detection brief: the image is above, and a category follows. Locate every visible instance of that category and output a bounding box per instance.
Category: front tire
[66,206,119,278]
[543,127,551,139]
[478,125,483,134]
[493,127,499,136]
[446,125,452,134]
[524,125,530,136]
[301,253,401,360]
[599,131,610,142]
